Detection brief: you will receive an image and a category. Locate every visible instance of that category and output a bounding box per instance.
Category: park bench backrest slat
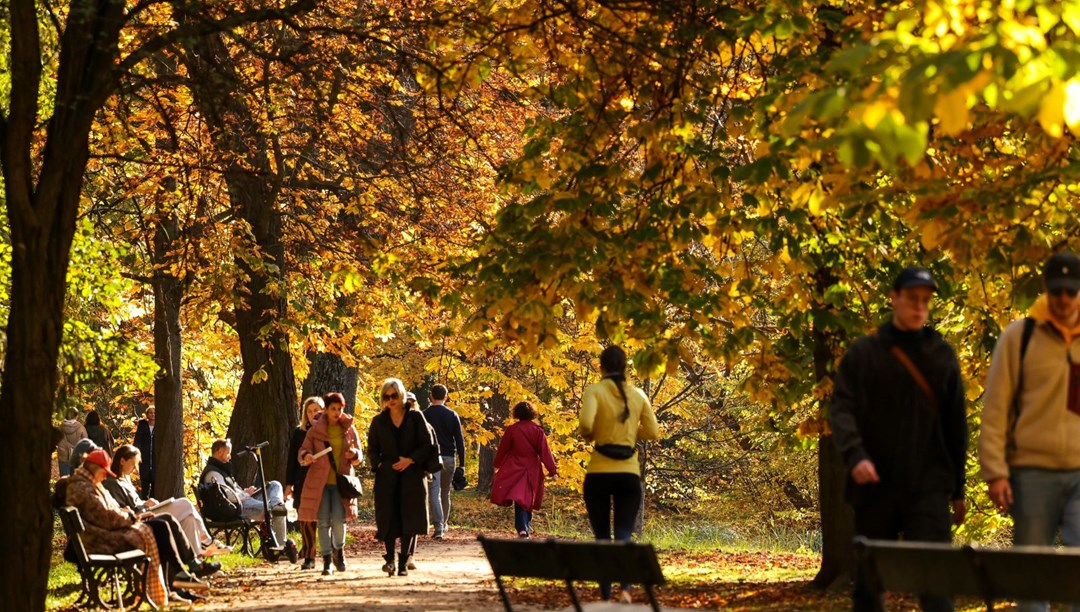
[556,540,666,585]
[860,539,981,598]
[979,546,1080,603]
[58,506,91,570]
[479,537,573,580]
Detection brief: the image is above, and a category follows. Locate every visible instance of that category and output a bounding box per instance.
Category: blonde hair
[380,378,407,407]
[300,396,325,429]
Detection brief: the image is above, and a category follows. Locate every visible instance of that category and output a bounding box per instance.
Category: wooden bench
[478,535,666,611]
[58,506,154,610]
[191,485,261,557]
[855,536,1080,610]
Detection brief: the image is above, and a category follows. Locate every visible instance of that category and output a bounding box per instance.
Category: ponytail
[599,345,630,423]
[603,372,631,423]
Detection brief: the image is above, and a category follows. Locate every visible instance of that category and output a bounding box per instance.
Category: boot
[322,554,333,576]
[332,547,346,572]
[300,557,315,571]
[381,553,395,577]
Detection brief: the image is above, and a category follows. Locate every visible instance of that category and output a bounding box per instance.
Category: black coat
[286,426,310,506]
[830,321,967,503]
[367,408,437,539]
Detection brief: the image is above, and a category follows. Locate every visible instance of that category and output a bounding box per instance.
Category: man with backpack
[980,251,1080,612]
[830,266,968,612]
[200,439,290,555]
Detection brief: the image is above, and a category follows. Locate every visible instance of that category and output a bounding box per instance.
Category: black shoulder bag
[324,441,363,499]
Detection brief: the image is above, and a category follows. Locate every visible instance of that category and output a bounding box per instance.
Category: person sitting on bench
[200,438,288,550]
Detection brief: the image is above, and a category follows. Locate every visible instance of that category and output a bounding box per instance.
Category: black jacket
[367,409,437,539]
[286,426,310,501]
[830,321,967,503]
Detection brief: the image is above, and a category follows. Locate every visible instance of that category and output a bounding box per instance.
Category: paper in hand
[311,446,333,459]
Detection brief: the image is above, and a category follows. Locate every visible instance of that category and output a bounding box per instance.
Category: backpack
[197,481,243,521]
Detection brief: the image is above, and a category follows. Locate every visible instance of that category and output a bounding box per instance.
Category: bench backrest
[57,506,91,571]
[478,536,665,586]
[856,537,1080,604]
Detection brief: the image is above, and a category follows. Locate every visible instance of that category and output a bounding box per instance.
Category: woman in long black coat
[367,377,437,576]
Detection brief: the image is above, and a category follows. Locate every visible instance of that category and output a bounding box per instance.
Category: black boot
[332,547,346,572]
[322,554,333,576]
[381,553,395,577]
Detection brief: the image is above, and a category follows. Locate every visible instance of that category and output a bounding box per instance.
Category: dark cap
[1044,252,1080,291]
[893,267,938,292]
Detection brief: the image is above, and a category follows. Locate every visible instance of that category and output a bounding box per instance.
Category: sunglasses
[382,392,400,401]
[1050,287,1079,298]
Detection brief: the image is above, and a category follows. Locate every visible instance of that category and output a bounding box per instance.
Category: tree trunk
[0,1,125,607]
[477,390,510,493]
[811,266,854,590]
[302,352,359,415]
[152,212,186,499]
[179,27,298,484]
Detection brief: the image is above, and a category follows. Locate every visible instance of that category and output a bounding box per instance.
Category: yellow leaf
[921,220,945,250]
[1065,79,1080,135]
[934,88,969,136]
[1038,80,1066,138]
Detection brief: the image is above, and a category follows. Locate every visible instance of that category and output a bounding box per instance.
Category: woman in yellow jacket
[578,345,660,602]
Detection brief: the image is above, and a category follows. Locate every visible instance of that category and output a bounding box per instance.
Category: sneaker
[300,558,315,571]
[517,530,529,538]
[168,591,192,604]
[190,560,222,578]
[432,531,444,540]
[173,588,206,603]
[202,540,232,557]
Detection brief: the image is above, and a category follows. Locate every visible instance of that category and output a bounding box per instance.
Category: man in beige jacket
[980,251,1080,612]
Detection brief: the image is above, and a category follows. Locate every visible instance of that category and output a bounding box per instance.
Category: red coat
[490,420,558,511]
[298,412,361,522]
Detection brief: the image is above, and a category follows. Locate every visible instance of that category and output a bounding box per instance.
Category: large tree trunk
[811,267,854,590]
[302,352,359,415]
[179,27,298,484]
[0,1,124,608]
[152,212,186,499]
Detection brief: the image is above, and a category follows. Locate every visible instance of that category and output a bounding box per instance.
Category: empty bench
[478,535,666,611]
[855,536,1080,610]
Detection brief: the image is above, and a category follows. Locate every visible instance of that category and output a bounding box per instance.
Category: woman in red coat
[490,401,558,537]
[298,392,362,576]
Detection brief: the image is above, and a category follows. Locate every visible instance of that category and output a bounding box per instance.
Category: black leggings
[384,535,417,568]
[145,514,194,579]
[583,472,642,599]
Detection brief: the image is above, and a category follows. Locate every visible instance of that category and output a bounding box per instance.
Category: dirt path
[200,526,539,611]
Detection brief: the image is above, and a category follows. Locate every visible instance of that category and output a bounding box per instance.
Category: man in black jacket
[829,266,968,612]
[133,406,155,497]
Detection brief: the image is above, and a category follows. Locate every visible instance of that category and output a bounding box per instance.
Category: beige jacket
[979,296,1080,482]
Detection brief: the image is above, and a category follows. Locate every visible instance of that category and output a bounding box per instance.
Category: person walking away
[490,401,558,537]
[980,251,1080,612]
[368,378,438,576]
[287,395,324,570]
[830,266,968,612]
[133,406,156,498]
[579,345,660,604]
[58,409,88,476]
[298,392,362,576]
[84,410,115,458]
[423,384,465,539]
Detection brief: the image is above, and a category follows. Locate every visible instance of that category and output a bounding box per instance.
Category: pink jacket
[297,412,361,522]
[490,420,557,511]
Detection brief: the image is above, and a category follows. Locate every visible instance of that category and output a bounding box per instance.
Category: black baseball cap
[1044,252,1080,292]
[893,266,938,292]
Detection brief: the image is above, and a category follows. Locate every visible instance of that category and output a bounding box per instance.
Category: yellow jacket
[979,296,1080,482]
[579,378,660,475]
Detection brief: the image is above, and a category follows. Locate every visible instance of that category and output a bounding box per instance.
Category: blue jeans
[427,455,455,534]
[241,480,286,548]
[59,461,73,477]
[583,473,642,600]
[317,485,346,555]
[1011,467,1080,612]
[514,503,532,534]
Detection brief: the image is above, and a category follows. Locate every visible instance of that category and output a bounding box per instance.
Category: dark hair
[599,345,630,423]
[111,444,140,476]
[85,410,101,427]
[322,392,346,409]
[211,439,231,454]
[431,385,448,400]
[513,401,537,421]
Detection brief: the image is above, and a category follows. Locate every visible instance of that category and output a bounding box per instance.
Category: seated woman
[64,449,171,606]
[104,444,228,559]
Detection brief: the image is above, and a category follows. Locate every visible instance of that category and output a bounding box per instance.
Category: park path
[199,526,543,611]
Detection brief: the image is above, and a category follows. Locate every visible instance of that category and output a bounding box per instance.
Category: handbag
[594,444,636,460]
[324,442,363,499]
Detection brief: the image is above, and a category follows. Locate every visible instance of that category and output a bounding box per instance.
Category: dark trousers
[853,491,954,612]
[146,514,195,580]
[384,535,417,569]
[583,472,642,600]
[514,503,532,534]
